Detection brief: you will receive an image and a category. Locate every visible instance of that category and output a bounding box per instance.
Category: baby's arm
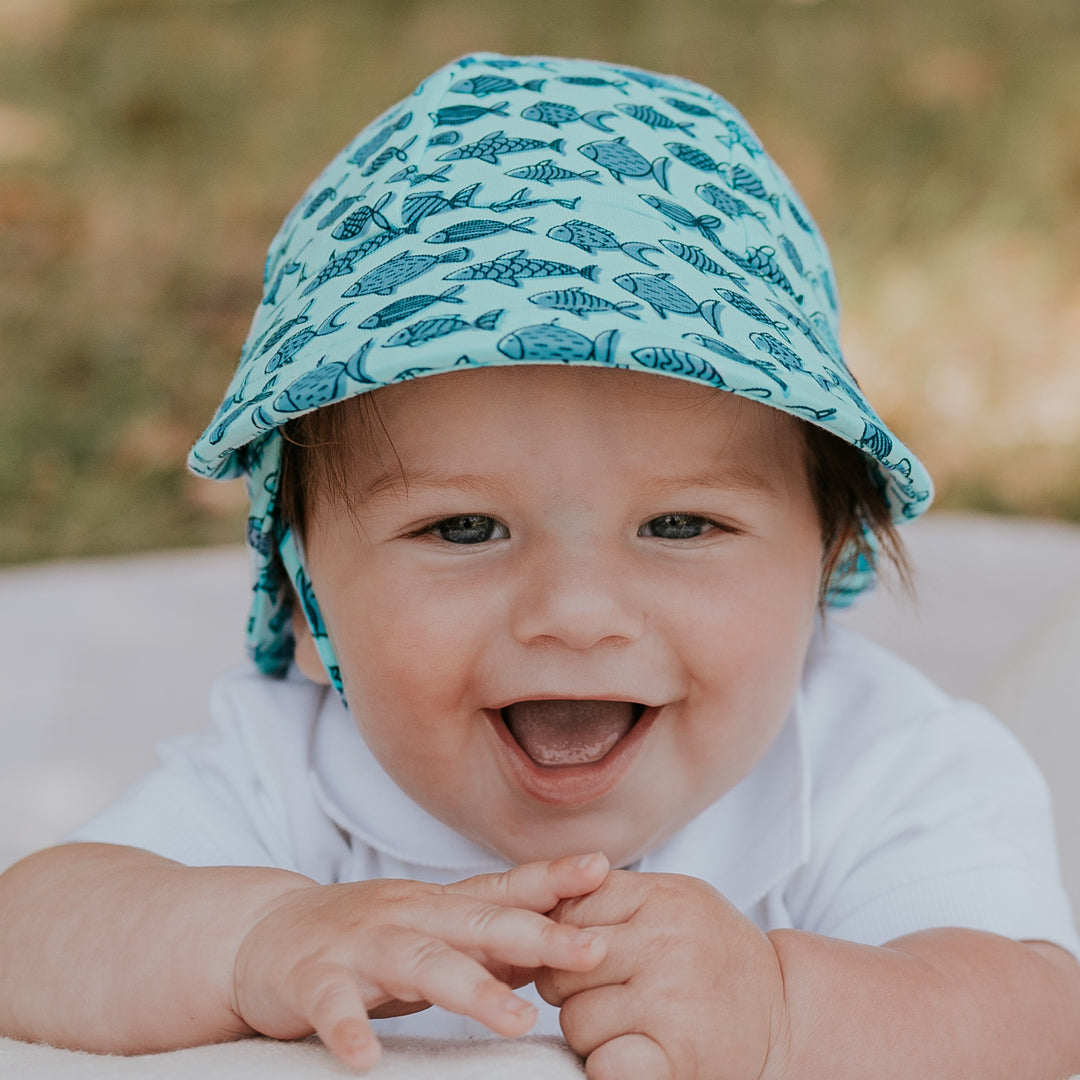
[538,871,1080,1080]
[0,843,608,1069]
[767,926,1080,1080]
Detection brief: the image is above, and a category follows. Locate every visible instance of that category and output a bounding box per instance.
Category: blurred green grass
[2,0,1079,563]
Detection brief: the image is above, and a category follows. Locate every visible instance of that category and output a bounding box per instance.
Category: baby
[2,53,1079,1080]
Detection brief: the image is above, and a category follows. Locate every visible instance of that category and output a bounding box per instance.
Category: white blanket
[0,1034,586,1078]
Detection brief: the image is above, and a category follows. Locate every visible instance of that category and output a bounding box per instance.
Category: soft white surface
[0,1035,586,1078]
[1,511,1079,1076]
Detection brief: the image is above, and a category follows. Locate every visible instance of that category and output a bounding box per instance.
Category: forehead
[340,364,810,492]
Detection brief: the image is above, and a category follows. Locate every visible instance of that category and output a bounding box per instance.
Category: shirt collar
[309,682,811,899]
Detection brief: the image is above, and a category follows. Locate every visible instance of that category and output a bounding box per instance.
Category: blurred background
[1,0,1079,566]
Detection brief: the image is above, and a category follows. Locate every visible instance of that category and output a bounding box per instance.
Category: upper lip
[489,695,664,711]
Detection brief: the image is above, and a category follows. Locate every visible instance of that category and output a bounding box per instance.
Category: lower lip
[486,706,658,808]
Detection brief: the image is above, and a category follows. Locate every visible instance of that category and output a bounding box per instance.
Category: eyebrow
[637,465,781,498]
[355,467,519,506]
[356,463,778,505]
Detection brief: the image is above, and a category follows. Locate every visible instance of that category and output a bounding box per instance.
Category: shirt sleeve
[790,679,1080,959]
[64,667,349,881]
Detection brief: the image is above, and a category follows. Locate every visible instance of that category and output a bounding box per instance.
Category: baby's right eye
[429,514,508,544]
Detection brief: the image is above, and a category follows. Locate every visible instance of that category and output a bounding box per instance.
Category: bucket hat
[189,52,933,692]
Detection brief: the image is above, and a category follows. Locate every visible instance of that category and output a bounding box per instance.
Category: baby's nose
[507,542,646,650]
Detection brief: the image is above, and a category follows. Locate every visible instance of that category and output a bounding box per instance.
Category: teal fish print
[658,240,746,290]
[768,301,833,358]
[401,183,480,230]
[450,76,546,97]
[484,186,582,211]
[273,340,376,413]
[347,111,412,167]
[714,288,792,339]
[425,215,535,244]
[682,332,790,392]
[630,347,732,390]
[342,247,471,297]
[357,285,465,329]
[695,183,766,223]
[262,257,305,305]
[362,134,417,177]
[497,322,619,362]
[639,194,723,247]
[662,96,724,120]
[388,164,452,186]
[716,163,781,214]
[301,248,365,297]
[264,304,352,373]
[612,271,703,319]
[717,119,763,157]
[714,243,804,303]
[484,186,582,212]
[578,137,671,190]
[808,311,843,361]
[317,194,364,230]
[429,102,510,126]
[426,130,461,147]
[302,172,349,218]
[444,248,599,288]
[331,192,394,242]
[521,101,616,131]
[256,299,314,355]
[528,287,641,320]
[615,69,682,91]
[556,75,629,95]
[385,308,503,347]
[749,331,809,372]
[665,142,722,174]
[437,130,566,164]
[778,235,805,276]
[504,159,601,186]
[858,421,893,460]
[813,366,873,416]
[616,104,694,134]
[786,195,815,234]
[546,219,660,265]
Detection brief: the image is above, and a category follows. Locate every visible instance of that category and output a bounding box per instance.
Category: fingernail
[573,852,601,869]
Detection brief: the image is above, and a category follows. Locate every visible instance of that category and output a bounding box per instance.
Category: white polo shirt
[68,625,1080,1038]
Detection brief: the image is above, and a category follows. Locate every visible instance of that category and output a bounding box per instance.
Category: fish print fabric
[189,53,933,689]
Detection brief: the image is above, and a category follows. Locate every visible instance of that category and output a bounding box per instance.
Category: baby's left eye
[639,513,716,540]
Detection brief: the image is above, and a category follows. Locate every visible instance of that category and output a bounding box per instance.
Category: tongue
[502,700,637,767]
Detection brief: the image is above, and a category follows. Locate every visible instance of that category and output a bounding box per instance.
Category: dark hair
[277,392,911,606]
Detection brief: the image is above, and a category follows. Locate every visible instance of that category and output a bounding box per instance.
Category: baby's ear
[291,602,332,686]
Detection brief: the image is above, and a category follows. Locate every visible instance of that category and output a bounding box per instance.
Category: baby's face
[294,365,823,867]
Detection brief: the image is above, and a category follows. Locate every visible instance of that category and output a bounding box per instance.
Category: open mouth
[501,700,647,768]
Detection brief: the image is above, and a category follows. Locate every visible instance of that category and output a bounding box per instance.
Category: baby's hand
[233,852,609,1071]
[536,871,787,1080]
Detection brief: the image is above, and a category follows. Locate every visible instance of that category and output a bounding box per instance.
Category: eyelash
[414,512,730,545]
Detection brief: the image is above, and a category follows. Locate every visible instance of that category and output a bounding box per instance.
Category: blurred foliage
[1,0,1079,563]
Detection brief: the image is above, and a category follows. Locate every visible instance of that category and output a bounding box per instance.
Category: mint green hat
[189,52,932,693]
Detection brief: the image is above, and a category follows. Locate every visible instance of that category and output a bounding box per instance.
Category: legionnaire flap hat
[189,52,933,695]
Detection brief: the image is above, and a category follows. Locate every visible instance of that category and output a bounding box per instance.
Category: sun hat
[189,52,933,694]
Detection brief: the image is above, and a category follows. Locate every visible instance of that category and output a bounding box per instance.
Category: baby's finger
[557,982,645,1060]
[440,897,607,973]
[372,926,539,1038]
[448,852,609,914]
[586,1033,672,1080]
[292,960,381,1073]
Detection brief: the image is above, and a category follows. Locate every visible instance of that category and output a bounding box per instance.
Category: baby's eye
[429,514,508,544]
[639,513,716,540]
